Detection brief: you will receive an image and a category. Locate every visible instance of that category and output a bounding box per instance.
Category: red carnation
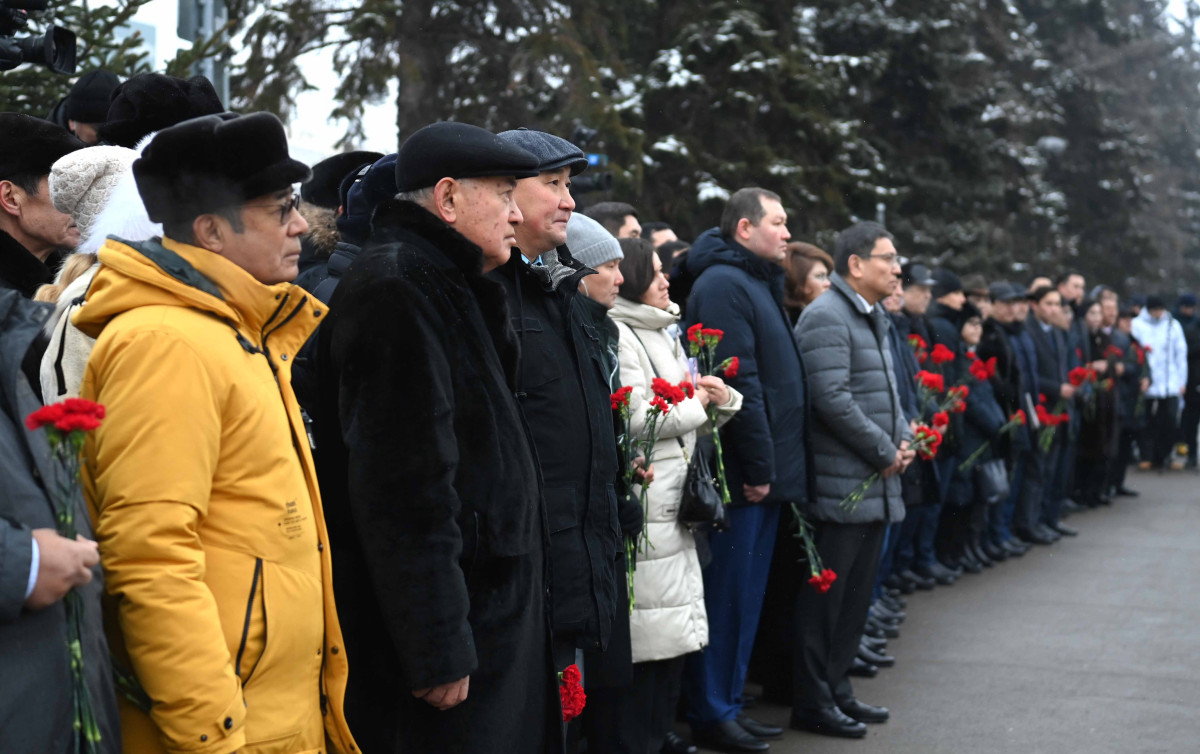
[916,370,945,392]
[1104,345,1123,359]
[932,411,950,429]
[610,386,633,411]
[1068,366,1096,386]
[701,328,724,341]
[26,398,106,434]
[1039,393,1048,405]
[720,356,739,379]
[1010,409,1027,425]
[559,664,587,722]
[930,344,956,365]
[687,323,704,343]
[808,568,838,594]
[679,380,695,399]
[908,334,928,350]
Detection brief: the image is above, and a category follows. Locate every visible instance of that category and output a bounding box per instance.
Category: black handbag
[629,330,728,530]
[677,435,729,531]
[974,458,1011,505]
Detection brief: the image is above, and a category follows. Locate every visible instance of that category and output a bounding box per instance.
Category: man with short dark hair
[76,112,359,754]
[641,220,677,247]
[792,221,911,739]
[1023,286,1074,543]
[584,200,641,238]
[682,186,804,752]
[0,114,84,298]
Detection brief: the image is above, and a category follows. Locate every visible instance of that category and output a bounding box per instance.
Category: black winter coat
[683,228,807,506]
[313,201,555,752]
[979,319,1032,454]
[1026,313,1069,405]
[0,288,120,754]
[488,244,624,655]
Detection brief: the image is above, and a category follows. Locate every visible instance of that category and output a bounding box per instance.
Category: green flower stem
[707,407,731,505]
[957,419,1022,473]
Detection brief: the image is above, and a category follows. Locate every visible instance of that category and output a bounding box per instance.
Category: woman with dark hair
[608,237,743,754]
[782,241,834,323]
[1077,299,1120,507]
[656,240,690,282]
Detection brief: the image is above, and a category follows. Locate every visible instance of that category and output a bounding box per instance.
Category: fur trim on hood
[301,204,340,260]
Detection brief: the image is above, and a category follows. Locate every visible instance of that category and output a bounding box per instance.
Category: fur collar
[300,204,340,259]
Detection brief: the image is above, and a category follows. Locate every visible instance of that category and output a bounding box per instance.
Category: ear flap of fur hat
[49,146,138,240]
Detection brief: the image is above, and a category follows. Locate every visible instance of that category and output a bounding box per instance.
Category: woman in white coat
[610,237,742,754]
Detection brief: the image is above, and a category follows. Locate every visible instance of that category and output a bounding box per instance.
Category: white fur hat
[49,145,138,241]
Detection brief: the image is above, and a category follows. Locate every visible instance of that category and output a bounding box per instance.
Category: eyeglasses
[243,193,301,225]
[865,253,900,266]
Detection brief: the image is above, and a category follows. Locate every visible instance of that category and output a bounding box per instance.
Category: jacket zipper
[235,557,265,682]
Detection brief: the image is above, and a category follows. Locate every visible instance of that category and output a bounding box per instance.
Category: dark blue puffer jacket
[683,228,808,506]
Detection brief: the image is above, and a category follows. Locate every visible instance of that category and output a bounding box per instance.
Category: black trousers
[579,656,687,754]
[791,521,887,711]
[1143,397,1181,467]
[1108,428,1137,491]
[1182,390,1200,461]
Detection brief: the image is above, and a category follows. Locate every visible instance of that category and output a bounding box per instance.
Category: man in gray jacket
[791,221,913,739]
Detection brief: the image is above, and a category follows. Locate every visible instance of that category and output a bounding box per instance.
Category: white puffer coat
[610,296,742,663]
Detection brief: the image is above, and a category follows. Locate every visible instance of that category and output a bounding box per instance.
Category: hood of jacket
[609,296,680,331]
[0,229,53,298]
[74,236,323,360]
[687,227,786,303]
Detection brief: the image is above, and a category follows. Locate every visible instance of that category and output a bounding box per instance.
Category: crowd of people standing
[1,70,1196,754]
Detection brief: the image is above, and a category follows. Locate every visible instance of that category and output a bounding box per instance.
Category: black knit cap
[134,112,311,225]
[301,150,383,209]
[63,70,122,124]
[0,113,85,182]
[931,268,964,299]
[99,73,224,148]
[395,121,540,192]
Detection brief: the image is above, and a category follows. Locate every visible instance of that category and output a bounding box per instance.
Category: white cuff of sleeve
[24,537,39,601]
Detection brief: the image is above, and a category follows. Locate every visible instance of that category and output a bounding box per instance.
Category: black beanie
[134,112,310,226]
[0,113,85,183]
[301,150,383,209]
[63,70,121,124]
[99,74,224,148]
[931,269,964,299]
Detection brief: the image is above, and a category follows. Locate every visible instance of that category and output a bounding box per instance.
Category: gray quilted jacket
[793,274,912,523]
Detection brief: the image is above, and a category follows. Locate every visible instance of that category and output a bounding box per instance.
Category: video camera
[570,125,614,194]
[0,0,76,74]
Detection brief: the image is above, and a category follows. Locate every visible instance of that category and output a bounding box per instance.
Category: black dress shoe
[1115,486,1140,497]
[1016,528,1054,545]
[871,603,906,623]
[866,615,900,638]
[1061,498,1084,514]
[1036,524,1062,542]
[882,573,912,594]
[836,697,890,724]
[913,562,957,585]
[1050,522,1078,537]
[1001,538,1029,557]
[898,569,935,591]
[736,715,782,741]
[880,592,906,611]
[662,731,698,754]
[693,720,770,753]
[857,643,895,667]
[848,657,878,678]
[968,541,994,568]
[861,634,888,652]
[790,706,868,739]
[982,540,1008,562]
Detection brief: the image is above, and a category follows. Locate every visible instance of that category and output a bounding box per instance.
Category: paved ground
[711,468,1200,754]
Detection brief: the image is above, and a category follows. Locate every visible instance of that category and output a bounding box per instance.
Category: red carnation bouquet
[789,503,837,593]
[930,343,956,365]
[839,422,943,513]
[908,334,929,364]
[1068,365,1099,419]
[25,398,107,753]
[967,353,997,382]
[558,664,586,722]
[686,322,738,506]
[958,410,1026,472]
[610,386,640,612]
[1034,396,1069,452]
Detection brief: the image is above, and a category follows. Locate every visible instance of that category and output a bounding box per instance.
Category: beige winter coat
[611,296,742,663]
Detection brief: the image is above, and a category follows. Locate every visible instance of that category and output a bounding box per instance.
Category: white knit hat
[49,145,138,241]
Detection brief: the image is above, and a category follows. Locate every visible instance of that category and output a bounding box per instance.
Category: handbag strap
[628,327,688,452]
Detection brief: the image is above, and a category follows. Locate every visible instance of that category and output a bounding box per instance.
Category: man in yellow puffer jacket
[74,113,358,754]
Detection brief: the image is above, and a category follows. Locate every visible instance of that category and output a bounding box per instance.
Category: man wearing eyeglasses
[73,113,359,754]
[791,221,913,739]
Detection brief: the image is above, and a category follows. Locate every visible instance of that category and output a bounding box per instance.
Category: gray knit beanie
[567,212,623,269]
[49,145,138,241]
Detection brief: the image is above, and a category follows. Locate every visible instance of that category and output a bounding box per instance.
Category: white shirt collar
[854,290,875,313]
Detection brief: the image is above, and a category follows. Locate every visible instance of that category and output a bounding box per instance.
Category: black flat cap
[301,150,383,209]
[931,269,963,299]
[395,122,540,193]
[134,112,310,225]
[99,74,224,148]
[989,281,1025,302]
[901,262,936,288]
[497,128,588,175]
[63,70,122,124]
[0,113,85,182]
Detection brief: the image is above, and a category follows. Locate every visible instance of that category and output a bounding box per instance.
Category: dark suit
[1025,314,1070,528]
